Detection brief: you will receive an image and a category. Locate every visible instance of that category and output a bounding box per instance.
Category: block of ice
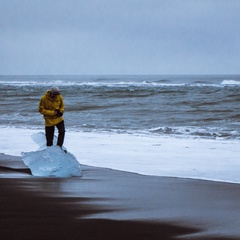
[22,132,82,177]
[31,131,47,148]
[31,132,60,150]
[22,146,82,177]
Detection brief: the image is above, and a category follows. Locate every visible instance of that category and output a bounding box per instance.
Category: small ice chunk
[31,132,61,150]
[22,146,82,178]
[31,132,47,148]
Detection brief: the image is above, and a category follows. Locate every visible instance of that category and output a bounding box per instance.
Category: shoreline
[1,127,240,184]
[1,153,240,239]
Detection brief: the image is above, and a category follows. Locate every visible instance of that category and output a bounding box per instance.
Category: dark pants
[45,120,65,147]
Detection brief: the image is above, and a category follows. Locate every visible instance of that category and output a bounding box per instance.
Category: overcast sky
[1,0,240,75]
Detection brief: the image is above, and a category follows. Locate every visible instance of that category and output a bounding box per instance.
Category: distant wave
[149,126,240,140]
[0,79,182,87]
[1,75,240,88]
[144,79,171,84]
[1,74,240,87]
[221,80,240,85]
[0,80,77,86]
[0,80,226,88]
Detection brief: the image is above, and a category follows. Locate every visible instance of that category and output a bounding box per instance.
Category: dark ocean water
[1,75,240,139]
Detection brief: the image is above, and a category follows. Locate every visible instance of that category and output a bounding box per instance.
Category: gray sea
[1,75,240,140]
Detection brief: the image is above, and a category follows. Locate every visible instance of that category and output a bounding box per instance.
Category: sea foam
[1,127,240,183]
[221,80,240,85]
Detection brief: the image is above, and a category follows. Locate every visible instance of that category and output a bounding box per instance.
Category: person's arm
[58,95,64,114]
[38,97,55,116]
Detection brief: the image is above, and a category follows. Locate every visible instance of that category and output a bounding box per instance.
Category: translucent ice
[22,132,82,177]
[31,131,58,150]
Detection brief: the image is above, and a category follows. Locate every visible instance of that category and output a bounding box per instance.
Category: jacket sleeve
[38,97,55,116]
[59,96,64,113]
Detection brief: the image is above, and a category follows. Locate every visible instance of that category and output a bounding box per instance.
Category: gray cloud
[0,0,240,74]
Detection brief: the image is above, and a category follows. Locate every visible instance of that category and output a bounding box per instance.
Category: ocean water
[1,75,240,183]
[1,75,240,139]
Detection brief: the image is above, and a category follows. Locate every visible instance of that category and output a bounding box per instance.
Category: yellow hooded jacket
[39,90,64,126]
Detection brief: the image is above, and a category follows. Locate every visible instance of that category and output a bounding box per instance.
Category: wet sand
[1,153,240,240]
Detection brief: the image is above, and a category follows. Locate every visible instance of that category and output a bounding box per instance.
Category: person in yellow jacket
[39,86,65,148]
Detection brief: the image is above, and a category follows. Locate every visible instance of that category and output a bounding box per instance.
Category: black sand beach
[1,153,240,240]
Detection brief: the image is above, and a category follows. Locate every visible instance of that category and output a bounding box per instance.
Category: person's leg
[56,120,65,147]
[45,126,55,146]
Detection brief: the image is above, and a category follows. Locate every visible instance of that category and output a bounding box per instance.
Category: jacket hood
[45,90,61,101]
